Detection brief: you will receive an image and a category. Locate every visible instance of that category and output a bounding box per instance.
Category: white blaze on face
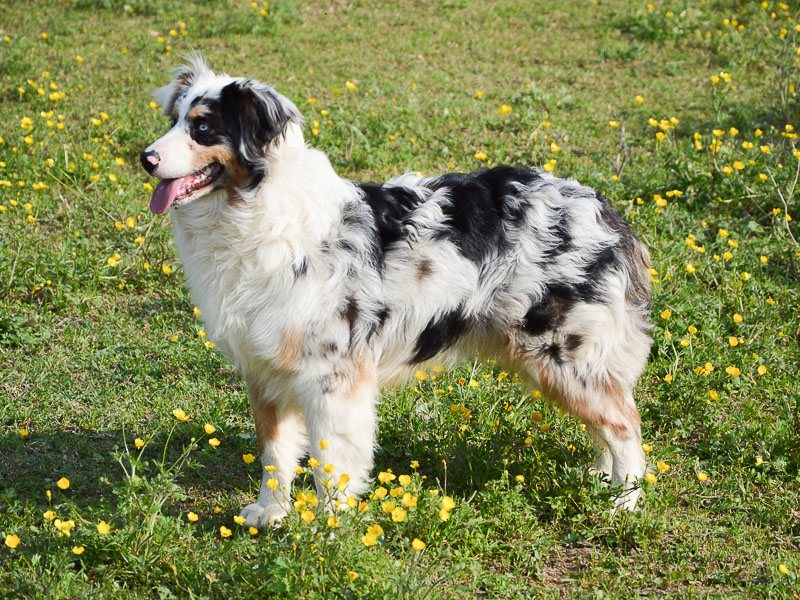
[143,126,197,179]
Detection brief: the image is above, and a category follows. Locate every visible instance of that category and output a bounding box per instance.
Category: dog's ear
[154,56,212,121]
[219,79,300,190]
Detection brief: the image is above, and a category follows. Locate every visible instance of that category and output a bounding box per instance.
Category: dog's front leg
[240,379,306,528]
[303,369,378,512]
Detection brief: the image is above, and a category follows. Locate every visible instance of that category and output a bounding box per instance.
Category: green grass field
[1,0,799,597]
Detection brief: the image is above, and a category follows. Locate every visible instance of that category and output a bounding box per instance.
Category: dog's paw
[240,503,287,529]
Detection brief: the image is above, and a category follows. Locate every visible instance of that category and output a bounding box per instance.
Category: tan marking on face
[277,327,303,370]
[188,105,208,120]
[190,143,235,172]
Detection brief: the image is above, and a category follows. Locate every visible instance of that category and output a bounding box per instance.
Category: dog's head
[141,56,301,214]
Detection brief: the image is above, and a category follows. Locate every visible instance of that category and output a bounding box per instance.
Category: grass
[1,0,799,597]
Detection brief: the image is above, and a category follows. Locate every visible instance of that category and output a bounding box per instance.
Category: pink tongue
[150,178,184,214]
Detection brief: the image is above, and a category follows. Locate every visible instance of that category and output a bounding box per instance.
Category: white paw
[240,503,288,529]
[611,485,641,513]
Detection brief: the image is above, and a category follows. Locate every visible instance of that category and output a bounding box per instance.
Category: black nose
[140,150,160,175]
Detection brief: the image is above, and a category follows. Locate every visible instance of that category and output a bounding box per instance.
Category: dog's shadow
[0,410,598,524]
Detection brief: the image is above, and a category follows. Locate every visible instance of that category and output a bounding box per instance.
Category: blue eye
[198,124,209,132]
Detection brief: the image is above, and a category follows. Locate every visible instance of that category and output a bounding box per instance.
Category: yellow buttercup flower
[242,453,256,464]
[57,477,70,490]
[5,534,20,549]
[220,526,232,538]
[97,521,111,534]
[412,538,426,551]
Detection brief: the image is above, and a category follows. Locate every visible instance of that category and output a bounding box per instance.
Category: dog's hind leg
[303,366,379,512]
[241,380,307,528]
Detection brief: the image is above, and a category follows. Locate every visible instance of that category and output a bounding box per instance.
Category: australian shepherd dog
[140,57,652,527]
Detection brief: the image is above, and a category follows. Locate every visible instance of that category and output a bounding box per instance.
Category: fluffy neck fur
[168,123,357,353]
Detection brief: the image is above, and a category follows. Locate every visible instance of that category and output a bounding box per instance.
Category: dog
[140,57,652,527]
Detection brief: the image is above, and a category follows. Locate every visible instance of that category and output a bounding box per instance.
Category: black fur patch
[410,306,470,364]
[428,166,538,263]
[354,184,425,268]
[564,334,582,352]
[340,297,359,348]
[543,343,562,364]
[187,97,226,146]
[218,81,294,190]
[520,296,558,336]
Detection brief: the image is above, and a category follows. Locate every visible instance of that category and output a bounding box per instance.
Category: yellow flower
[660,309,671,319]
[642,443,652,453]
[635,95,644,104]
[760,145,770,154]
[497,104,512,115]
[757,365,767,375]
[173,408,189,421]
[778,564,790,575]
[733,313,743,323]
[697,472,708,481]
[308,457,320,468]
[266,478,278,490]
[362,532,377,546]
[318,439,329,450]
[412,538,426,552]
[233,515,246,525]
[377,471,396,484]
[725,366,741,377]
[348,571,358,581]
[391,507,407,522]
[162,264,173,275]
[72,546,85,555]
[663,374,673,383]
[474,151,488,161]
[728,337,739,347]
[204,423,216,435]
[208,437,220,447]
[656,461,669,473]
[645,473,657,484]
[414,370,427,382]
[5,534,20,549]
[57,477,70,490]
[43,510,56,521]
[220,526,232,538]
[97,520,111,534]
[187,512,199,522]
[345,80,357,91]
[398,474,411,486]
[242,453,256,464]
[374,486,388,499]
[439,508,451,521]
